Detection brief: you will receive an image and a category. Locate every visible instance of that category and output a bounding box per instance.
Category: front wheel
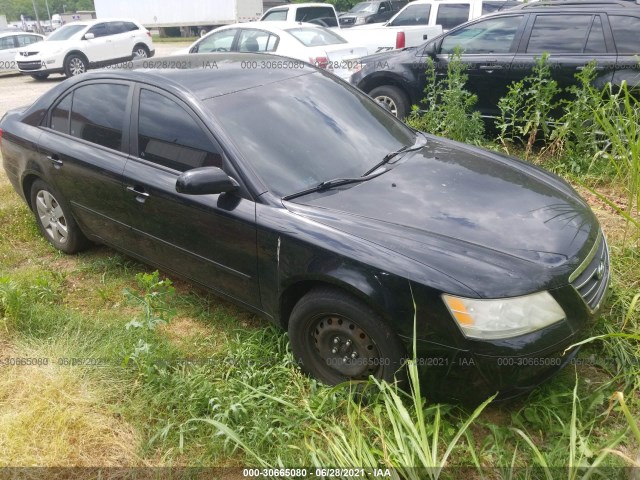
[64,54,87,77]
[132,44,150,59]
[30,179,88,254]
[369,85,410,119]
[288,287,406,385]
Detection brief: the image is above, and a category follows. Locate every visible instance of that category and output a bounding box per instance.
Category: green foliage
[0,0,95,22]
[406,49,485,144]
[496,53,560,157]
[124,270,175,331]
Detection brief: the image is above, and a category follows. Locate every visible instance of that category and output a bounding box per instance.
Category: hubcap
[69,57,85,76]
[375,95,398,117]
[312,316,381,379]
[134,48,148,59]
[35,190,68,244]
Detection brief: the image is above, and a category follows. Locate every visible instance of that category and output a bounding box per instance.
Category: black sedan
[0,54,609,403]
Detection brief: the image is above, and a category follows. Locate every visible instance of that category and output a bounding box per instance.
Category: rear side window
[18,35,41,46]
[436,4,471,31]
[441,15,523,54]
[137,90,223,172]
[585,16,606,54]
[609,15,640,54]
[69,83,129,151]
[526,15,592,53]
[262,9,287,21]
[50,93,72,134]
[237,29,279,52]
[389,4,431,27]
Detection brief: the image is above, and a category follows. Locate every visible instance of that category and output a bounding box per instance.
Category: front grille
[570,233,609,311]
[340,17,355,25]
[19,52,38,57]
[17,61,43,71]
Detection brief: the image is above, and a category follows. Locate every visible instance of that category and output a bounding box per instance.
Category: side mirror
[84,33,95,40]
[423,41,437,58]
[189,44,199,53]
[175,167,239,195]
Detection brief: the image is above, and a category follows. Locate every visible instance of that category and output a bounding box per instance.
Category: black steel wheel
[288,287,405,385]
[30,179,88,254]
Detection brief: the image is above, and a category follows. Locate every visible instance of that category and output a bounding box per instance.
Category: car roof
[511,0,640,10]
[0,31,41,38]
[59,18,141,27]
[83,53,317,101]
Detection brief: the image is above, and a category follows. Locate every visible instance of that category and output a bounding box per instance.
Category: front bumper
[17,55,64,74]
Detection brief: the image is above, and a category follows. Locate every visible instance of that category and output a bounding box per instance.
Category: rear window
[436,4,471,31]
[526,15,592,54]
[294,6,336,23]
[389,4,431,27]
[286,27,346,47]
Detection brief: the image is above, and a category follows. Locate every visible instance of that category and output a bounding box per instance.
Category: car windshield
[47,24,86,41]
[205,71,418,197]
[350,2,377,13]
[286,27,347,46]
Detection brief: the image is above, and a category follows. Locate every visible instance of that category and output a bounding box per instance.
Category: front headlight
[354,17,366,25]
[442,292,565,340]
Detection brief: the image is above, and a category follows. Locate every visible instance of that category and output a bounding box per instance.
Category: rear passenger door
[37,81,136,248]
[510,14,616,94]
[122,86,260,305]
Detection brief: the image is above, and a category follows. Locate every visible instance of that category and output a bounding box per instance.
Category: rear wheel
[30,179,88,254]
[370,85,410,119]
[288,287,405,385]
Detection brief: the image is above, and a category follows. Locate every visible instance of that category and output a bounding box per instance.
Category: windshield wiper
[362,139,426,177]
[282,170,385,201]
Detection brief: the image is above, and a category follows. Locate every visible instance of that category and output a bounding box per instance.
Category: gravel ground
[0,43,184,116]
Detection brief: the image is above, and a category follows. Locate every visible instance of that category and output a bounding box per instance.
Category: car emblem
[595,261,605,280]
[21,52,29,56]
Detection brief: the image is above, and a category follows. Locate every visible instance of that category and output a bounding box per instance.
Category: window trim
[237,28,281,53]
[41,79,134,156]
[129,83,227,175]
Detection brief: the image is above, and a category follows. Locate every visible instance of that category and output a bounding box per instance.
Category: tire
[30,73,49,80]
[132,44,150,59]
[64,53,87,77]
[288,287,406,385]
[369,85,410,119]
[30,179,88,254]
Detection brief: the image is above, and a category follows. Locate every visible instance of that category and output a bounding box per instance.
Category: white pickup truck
[260,2,442,56]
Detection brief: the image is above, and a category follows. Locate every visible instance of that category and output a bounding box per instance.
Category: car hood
[284,137,600,297]
[17,40,69,54]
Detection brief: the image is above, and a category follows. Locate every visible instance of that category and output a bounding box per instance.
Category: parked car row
[350,0,640,117]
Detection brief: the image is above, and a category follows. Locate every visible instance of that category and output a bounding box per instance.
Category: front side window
[441,15,523,55]
[585,17,606,54]
[194,29,237,53]
[87,23,110,38]
[138,90,223,172]
[389,4,431,27]
[526,15,592,54]
[609,15,640,54]
[436,4,471,31]
[69,83,129,151]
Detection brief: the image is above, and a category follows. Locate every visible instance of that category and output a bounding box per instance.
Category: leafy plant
[406,49,485,144]
[496,53,560,157]
[124,270,175,331]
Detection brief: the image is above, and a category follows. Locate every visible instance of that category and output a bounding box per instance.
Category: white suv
[16,19,154,80]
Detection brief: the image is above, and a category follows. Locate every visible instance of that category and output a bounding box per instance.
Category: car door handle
[47,154,63,168]
[126,185,150,203]
[577,65,605,71]
[479,64,503,71]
